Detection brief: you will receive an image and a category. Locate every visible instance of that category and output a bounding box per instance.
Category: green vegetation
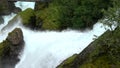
[36,3,62,30]
[58,54,77,68]
[57,27,120,68]
[35,0,112,30]
[101,0,120,30]
[13,0,114,30]
[18,8,36,28]
[56,1,120,67]
[0,40,10,59]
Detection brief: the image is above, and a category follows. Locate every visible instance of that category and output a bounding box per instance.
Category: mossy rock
[57,54,77,68]
[57,27,120,68]
[18,8,36,28]
[0,0,10,15]
[35,3,62,30]
[0,40,10,58]
[0,0,19,15]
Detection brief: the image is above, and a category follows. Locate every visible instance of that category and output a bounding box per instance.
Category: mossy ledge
[0,28,24,68]
[57,27,120,68]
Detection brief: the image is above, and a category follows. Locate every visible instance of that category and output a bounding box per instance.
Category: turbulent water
[0,1,107,68]
[0,13,16,42]
[15,1,35,11]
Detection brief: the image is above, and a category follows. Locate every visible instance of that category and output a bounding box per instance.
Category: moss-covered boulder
[57,27,120,68]
[0,28,24,68]
[18,8,36,29]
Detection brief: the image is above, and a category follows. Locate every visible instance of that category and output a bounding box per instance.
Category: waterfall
[0,13,16,42]
[0,1,107,68]
[15,23,106,68]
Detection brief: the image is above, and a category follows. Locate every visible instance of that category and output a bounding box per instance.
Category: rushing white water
[0,13,16,42]
[15,22,106,68]
[0,1,107,68]
[15,1,35,11]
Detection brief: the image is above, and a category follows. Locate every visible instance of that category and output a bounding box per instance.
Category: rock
[0,0,11,15]
[35,1,62,30]
[7,28,23,45]
[0,16,4,24]
[18,8,36,29]
[57,27,120,68]
[0,0,21,15]
[13,7,22,14]
[0,28,24,68]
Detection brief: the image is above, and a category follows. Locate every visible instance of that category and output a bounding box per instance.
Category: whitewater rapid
[0,1,107,68]
[15,22,106,68]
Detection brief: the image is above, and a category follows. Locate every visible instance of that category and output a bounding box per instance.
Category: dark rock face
[0,28,24,68]
[13,7,22,14]
[0,0,21,16]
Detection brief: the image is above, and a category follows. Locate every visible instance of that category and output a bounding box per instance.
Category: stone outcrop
[0,0,21,15]
[57,27,120,68]
[0,28,24,68]
[7,28,23,45]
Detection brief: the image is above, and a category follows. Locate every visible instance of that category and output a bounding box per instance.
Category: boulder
[0,0,21,15]
[18,8,36,29]
[0,28,24,68]
[7,28,23,45]
[13,7,22,14]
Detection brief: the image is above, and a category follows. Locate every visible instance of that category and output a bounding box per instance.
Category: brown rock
[7,28,23,45]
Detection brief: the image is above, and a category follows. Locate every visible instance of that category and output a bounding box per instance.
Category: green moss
[57,54,77,68]
[35,3,62,30]
[0,40,10,58]
[80,55,120,68]
[18,8,35,27]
